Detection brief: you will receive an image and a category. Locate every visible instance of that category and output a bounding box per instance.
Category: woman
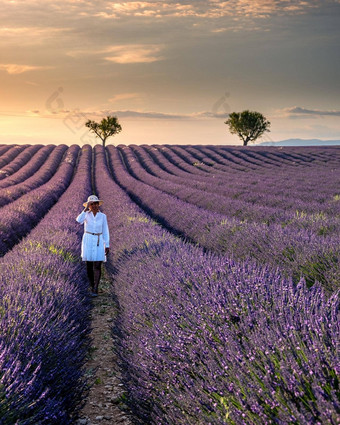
[76,195,110,297]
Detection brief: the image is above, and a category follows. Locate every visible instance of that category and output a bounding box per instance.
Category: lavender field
[0,143,339,425]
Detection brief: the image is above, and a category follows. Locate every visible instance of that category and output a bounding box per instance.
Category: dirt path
[75,271,134,425]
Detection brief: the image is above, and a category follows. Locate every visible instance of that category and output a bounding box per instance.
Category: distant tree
[85,115,122,147]
[225,110,270,146]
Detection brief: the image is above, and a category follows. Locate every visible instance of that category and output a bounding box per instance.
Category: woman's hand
[105,247,110,255]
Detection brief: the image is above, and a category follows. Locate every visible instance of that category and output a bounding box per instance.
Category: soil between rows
[76,270,134,425]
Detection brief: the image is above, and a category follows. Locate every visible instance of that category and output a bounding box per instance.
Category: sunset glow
[0,0,339,145]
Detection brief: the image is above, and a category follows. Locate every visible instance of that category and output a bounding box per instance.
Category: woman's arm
[76,210,87,224]
[102,214,110,250]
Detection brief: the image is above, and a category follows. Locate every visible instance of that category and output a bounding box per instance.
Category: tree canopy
[85,115,122,147]
[225,110,270,146]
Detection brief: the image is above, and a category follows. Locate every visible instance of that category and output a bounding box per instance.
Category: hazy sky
[0,0,340,145]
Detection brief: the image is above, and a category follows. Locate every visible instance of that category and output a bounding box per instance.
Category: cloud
[82,109,229,120]
[0,26,68,37]
[108,93,143,102]
[282,106,340,117]
[92,0,325,20]
[26,110,41,116]
[25,80,40,86]
[104,44,164,64]
[29,107,229,120]
[0,63,52,74]
[67,44,165,65]
[0,26,71,47]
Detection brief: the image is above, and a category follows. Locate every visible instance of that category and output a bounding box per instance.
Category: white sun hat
[83,195,103,207]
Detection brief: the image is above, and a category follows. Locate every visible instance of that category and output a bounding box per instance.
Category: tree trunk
[243,136,250,146]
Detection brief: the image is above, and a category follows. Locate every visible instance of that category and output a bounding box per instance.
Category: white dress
[76,211,110,261]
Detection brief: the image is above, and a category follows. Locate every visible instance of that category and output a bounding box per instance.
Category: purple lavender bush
[0,145,28,169]
[93,145,339,425]
[133,145,340,219]
[0,145,42,180]
[0,144,55,189]
[0,145,66,206]
[0,145,79,256]
[120,146,340,230]
[107,145,340,292]
[0,143,338,424]
[0,145,12,157]
[0,145,93,424]
[113,244,339,425]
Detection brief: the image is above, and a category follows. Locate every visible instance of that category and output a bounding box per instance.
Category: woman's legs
[86,261,102,295]
[86,261,95,291]
[93,261,102,294]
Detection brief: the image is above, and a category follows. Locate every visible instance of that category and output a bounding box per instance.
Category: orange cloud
[0,64,52,74]
[108,93,143,102]
[0,26,70,43]
[104,44,164,63]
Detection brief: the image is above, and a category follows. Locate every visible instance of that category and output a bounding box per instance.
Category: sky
[0,0,340,146]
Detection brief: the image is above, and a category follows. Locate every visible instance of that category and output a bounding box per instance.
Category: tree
[225,110,270,146]
[85,115,122,147]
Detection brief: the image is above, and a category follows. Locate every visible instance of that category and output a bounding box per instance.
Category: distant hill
[259,138,340,146]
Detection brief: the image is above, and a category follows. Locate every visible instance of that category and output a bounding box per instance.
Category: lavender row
[114,145,338,238]
[133,145,340,214]
[201,146,340,210]
[107,145,340,291]
[0,145,67,207]
[0,145,79,256]
[154,145,340,215]
[94,145,339,424]
[142,144,310,201]
[0,145,12,157]
[0,145,55,189]
[169,145,340,201]
[180,144,261,172]
[0,145,29,169]
[139,145,340,238]
[210,145,285,168]
[140,144,339,214]
[120,146,296,224]
[0,145,43,181]
[206,145,304,169]
[153,144,226,175]
[0,145,92,424]
[123,146,340,229]
[190,144,312,174]
[217,146,340,167]
[165,144,340,192]
[194,145,340,194]
[141,145,340,213]
[210,145,340,168]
